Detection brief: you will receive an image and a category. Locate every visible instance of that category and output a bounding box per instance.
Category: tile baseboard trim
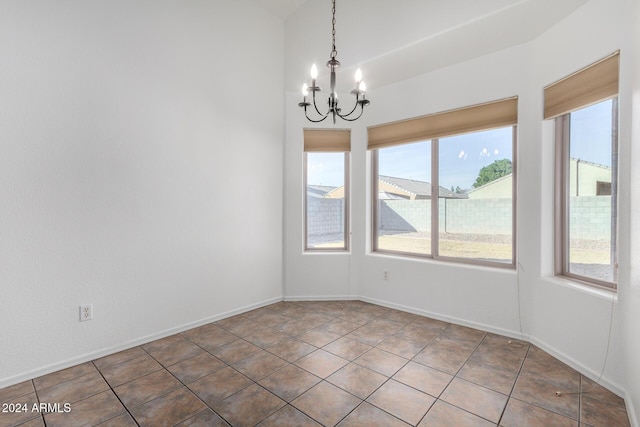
[0,296,283,389]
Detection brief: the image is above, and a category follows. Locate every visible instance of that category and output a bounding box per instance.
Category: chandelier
[298,0,370,124]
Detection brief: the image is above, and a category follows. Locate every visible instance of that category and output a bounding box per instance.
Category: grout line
[90,360,140,427]
[30,379,48,427]
[495,340,530,426]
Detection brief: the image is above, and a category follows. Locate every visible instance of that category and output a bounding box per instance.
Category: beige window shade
[368,97,517,150]
[304,129,351,152]
[544,51,619,120]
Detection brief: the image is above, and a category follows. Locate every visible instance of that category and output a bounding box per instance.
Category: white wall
[623,0,640,424]
[524,0,628,396]
[354,46,526,338]
[284,0,635,419]
[0,0,284,387]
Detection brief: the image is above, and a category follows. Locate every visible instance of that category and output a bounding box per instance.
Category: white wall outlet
[79,304,93,322]
[383,270,390,281]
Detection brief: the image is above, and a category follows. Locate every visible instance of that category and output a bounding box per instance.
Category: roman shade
[368,97,518,150]
[544,51,619,120]
[304,129,351,152]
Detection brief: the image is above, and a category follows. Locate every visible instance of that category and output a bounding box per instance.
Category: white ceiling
[251,0,308,20]
[282,0,590,91]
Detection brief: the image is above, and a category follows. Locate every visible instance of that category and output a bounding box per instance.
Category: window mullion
[372,150,379,252]
[431,139,439,258]
[344,152,350,252]
[610,98,619,278]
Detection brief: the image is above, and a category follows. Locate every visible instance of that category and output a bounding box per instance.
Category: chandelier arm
[311,89,327,117]
[304,107,329,123]
[336,104,365,122]
[337,95,361,118]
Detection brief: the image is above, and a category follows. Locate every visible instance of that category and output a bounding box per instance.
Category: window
[547,52,619,289]
[438,127,514,263]
[370,98,517,267]
[596,181,612,196]
[304,129,350,251]
[374,141,431,256]
[555,100,618,287]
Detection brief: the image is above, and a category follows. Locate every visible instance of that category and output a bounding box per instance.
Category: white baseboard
[528,335,627,399]
[0,296,282,389]
[283,294,357,301]
[625,390,639,427]
[359,295,527,341]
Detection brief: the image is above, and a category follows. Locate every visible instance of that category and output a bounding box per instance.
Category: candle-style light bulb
[302,83,309,97]
[359,81,367,92]
[355,68,362,83]
[310,64,318,80]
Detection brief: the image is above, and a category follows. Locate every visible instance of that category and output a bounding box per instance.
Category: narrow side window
[546,51,619,289]
[304,129,350,251]
[555,99,618,288]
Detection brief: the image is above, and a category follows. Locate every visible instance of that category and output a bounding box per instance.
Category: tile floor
[0,300,631,427]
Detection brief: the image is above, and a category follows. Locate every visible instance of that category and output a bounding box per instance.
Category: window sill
[303,250,351,255]
[544,275,618,302]
[368,250,517,274]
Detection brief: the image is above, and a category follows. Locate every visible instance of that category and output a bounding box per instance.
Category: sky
[570,98,614,167]
[307,98,614,189]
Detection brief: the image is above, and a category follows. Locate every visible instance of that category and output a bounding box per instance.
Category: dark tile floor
[0,301,631,426]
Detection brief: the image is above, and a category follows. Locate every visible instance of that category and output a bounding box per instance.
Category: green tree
[473,159,512,188]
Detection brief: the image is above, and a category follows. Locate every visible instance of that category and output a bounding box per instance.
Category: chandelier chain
[331,0,337,59]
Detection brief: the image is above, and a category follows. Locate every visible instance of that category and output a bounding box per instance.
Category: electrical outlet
[79,304,93,322]
[383,270,390,281]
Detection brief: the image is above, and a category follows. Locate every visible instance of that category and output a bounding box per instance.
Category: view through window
[375,141,431,255]
[373,126,515,266]
[305,152,348,250]
[438,127,514,263]
[560,99,618,285]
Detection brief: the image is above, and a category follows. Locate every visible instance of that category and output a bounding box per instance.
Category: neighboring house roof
[311,176,467,200]
[307,185,336,198]
[378,190,406,200]
[379,175,466,199]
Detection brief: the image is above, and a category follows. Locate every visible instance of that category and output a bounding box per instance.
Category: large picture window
[304,129,350,251]
[547,52,619,290]
[370,98,517,267]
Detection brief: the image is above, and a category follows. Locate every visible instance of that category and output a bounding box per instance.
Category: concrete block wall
[309,197,612,241]
[379,199,431,231]
[569,196,612,240]
[441,198,512,234]
[379,199,511,235]
[307,198,344,236]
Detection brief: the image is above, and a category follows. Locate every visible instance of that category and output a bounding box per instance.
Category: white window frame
[554,99,619,290]
[371,125,517,269]
[303,144,350,252]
